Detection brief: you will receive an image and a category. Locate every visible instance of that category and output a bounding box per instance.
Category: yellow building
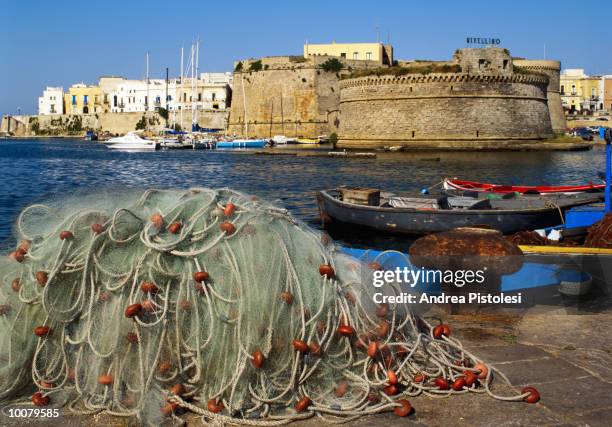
[304,41,393,65]
[64,83,103,114]
[560,69,601,114]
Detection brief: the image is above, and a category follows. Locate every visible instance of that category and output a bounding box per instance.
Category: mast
[180,46,184,130]
[165,67,169,128]
[191,43,196,131]
[145,52,149,133]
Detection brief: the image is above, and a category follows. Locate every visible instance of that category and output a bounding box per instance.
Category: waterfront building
[560,69,602,114]
[175,76,232,111]
[601,76,612,112]
[38,87,64,115]
[107,79,176,113]
[64,83,103,114]
[98,76,127,112]
[303,41,393,65]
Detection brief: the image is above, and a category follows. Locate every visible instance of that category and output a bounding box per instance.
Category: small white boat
[105,132,159,151]
[272,135,297,145]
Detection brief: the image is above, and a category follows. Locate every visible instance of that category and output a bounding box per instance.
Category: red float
[309,342,322,357]
[337,324,355,337]
[387,369,398,385]
[140,281,158,294]
[522,386,541,404]
[252,350,265,368]
[318,264,335,278]
[463,370,478,387]
[124,303,142,318]
[220,221,236,235]
[36,271,48,286]
[335,380,348,397]
[32,392,50,406]
[59,230,74,240]
[11,278,21,292]
[394,399,412,417]
[224,203,236,217]
[193,271,210,283]
[435,377,450,390]
[368,261,382,271]
[91,223,106,234]
[161,402,179,417]
[433,323,451,339]
[170,383,184,395]
[295,397,312,412]
[384,384,398,395]
[280,291,293,305]
[292,339,309,353]
[168,221,182,234]
[34,326,50,337]
[207,399,224,413]
[413,373,426,383]
[452,377,467,391]
[141,299,155,312]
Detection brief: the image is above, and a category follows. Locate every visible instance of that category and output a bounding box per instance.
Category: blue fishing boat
[217,139,268,149]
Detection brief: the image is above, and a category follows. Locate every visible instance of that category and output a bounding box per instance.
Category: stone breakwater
[337,73,554,149]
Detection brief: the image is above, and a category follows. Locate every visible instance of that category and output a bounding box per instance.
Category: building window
[212,93,216,101]
[213,103,219,110]
[72,95,76,105]
[571,84,576,95]
[340,52,346,58]
[353,52,359,60]
[591,88,596,99]
[366,52,372,60]
[560,85,564,95]
[198,93,202,101]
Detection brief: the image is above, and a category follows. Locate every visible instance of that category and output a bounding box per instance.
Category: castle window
[476,130,480,137]
[478,59,486,69]
[411,131,415,138]
[450,85,453,91]
[503,60,508,69]
[410,87,413,92]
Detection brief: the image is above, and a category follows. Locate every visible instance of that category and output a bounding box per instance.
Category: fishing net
[0,188,540,425]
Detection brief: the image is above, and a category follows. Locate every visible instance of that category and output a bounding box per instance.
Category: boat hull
[217,139,267,149]
[317,190,601,235]
[444,178,604,195]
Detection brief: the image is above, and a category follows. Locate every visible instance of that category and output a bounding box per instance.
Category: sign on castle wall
[466,37,501,46]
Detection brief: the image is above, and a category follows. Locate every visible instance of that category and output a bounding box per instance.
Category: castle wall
[337,73,554,149]
[514,59,566,133]
[226,56,373,138]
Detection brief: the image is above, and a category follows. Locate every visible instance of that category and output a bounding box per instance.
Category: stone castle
[228,47,566,149]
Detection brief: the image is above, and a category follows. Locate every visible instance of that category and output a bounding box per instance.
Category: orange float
[309,342,322,357]
[11,278,20,292]
[161,402,179,416]
[474,362,489,380]
[158,360,172,374]
[452,377,466,391]
[150,213,164,229]
[377,320,390,337]
[387,370,398,385]
[413,373,426,383]
[368,261,382,271]
[367,341,378,358]
[126,332,138,343]
[384,384,398,395]
[98,374,113,386]
[141,299,155,312]
[432,323,451,339]
[170,383,184,395]
[463,370,478,387]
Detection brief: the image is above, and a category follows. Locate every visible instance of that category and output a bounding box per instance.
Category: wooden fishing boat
[317,188,602,235]
[443,178,605,195]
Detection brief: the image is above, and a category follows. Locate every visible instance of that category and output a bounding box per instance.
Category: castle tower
[514,59,566,133]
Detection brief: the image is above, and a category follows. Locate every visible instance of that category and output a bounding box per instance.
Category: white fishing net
[0,188,539,425]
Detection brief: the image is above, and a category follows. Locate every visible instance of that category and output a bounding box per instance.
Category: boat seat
[388,197,440,209]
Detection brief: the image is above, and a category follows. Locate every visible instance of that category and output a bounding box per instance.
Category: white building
[38,87,64,115]
[108,79,176,113]
[106,74,231,113]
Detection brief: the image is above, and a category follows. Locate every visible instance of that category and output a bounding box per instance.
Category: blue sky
[1,0,610,115]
